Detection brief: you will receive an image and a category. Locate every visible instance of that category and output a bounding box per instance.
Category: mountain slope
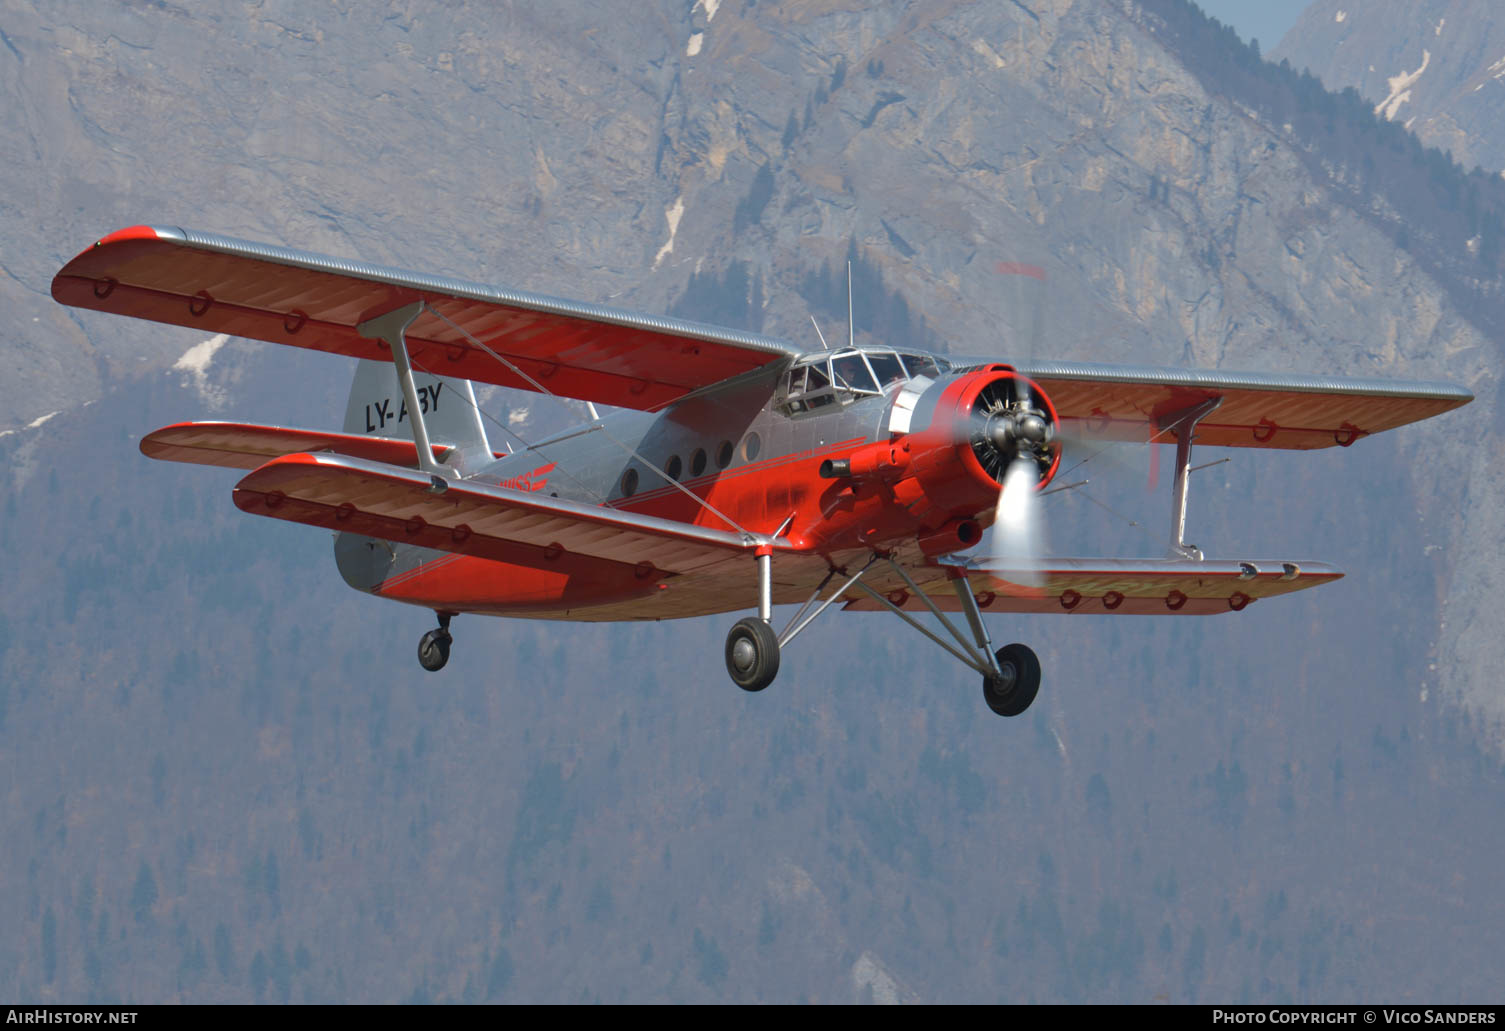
[1274,0,1505,174]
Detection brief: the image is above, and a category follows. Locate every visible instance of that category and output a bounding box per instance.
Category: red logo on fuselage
[500,462,555,493]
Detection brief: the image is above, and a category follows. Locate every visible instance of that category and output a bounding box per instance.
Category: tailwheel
[983,642,1041,717]
[417,613,453,673]
[725,617,780,692]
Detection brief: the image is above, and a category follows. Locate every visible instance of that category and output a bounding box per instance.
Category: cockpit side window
[900,352,948,378]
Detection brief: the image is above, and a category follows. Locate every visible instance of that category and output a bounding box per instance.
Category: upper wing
[1014,359,1473,449]
[232,451,792,574]
[53,226,800,411]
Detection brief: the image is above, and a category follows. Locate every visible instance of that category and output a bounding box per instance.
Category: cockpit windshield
[831,353,877,393]
[776,347,950,418]
[866,352,906,387]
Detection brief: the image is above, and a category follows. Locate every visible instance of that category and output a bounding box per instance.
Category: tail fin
[336,360,493,593]
[342,359,492,472]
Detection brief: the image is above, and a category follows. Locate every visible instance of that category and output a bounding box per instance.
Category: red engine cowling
[901,368,1061,522]
[805,368,1060,551]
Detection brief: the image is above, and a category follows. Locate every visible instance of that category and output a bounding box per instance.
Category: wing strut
[777,559,876,649]
[765,553,1009,679]
[846,557,1002,677]
[1161,397,1223,560]
[951,575,1005,679]
[357,301,449,489]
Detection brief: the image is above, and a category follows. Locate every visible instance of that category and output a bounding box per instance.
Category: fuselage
[336,347,1059,619]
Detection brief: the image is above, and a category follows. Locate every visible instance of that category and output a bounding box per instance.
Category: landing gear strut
[725,549,780,691]
[418,612,453,672]
[983,642,1041,717]
[722,549,1045,717]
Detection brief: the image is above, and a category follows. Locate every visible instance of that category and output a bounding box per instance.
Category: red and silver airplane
[52,226,1473,716]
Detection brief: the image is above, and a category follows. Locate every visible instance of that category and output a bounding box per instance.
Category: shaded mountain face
[3,0,1504,1004]
[1270,0,1505,753]
[1274,0,1505,173]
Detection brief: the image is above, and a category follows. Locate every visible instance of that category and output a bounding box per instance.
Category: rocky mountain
[2,0,1503,1003]
[1274,0,1505,174]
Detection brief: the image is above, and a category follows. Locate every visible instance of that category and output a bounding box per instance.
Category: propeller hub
[986,413,1017,452]
[1016,411,1051,448]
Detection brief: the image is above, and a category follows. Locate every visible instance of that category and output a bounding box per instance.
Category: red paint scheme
[376,551,662,615]
[597,370,1058,551]
[499,462,556,493]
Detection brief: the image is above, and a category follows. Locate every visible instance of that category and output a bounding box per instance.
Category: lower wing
[232,451,790,576]
[840,556,1342,615]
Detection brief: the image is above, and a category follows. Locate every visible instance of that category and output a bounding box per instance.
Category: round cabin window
[716,440,734,469]
[691,448,708,477]
[621,467,639,497]
[666,454,683,481]
[741,432,761,462]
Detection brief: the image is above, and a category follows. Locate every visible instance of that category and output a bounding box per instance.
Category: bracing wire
[406,352,607,503]
[419,304,757,538]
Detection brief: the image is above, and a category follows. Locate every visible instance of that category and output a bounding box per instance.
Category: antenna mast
[847,260,855,350]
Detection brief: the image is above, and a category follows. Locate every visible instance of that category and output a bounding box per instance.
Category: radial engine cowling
[903,368,1062,518]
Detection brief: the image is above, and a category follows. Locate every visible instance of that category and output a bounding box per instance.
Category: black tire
[983,642,1040,717]
[724,617,780,692]
[418,629,452,672]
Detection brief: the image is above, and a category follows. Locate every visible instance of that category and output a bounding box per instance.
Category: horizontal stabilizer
[841,557,1344,615]
[233,452,787,575]
[141,421,460,470]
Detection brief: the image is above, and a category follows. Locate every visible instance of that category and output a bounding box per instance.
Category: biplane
[52,226,1473,716]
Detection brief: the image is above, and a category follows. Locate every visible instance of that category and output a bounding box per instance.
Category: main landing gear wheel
[417,613,453,673]
[725,617,780,692]
[983,642,1041,717]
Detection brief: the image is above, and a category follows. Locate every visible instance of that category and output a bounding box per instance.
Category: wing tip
[68,224,167,262]
[54,225,180,300]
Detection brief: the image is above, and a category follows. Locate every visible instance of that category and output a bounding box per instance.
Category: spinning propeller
[966,373,1055,590]
[977,261,1058,589]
